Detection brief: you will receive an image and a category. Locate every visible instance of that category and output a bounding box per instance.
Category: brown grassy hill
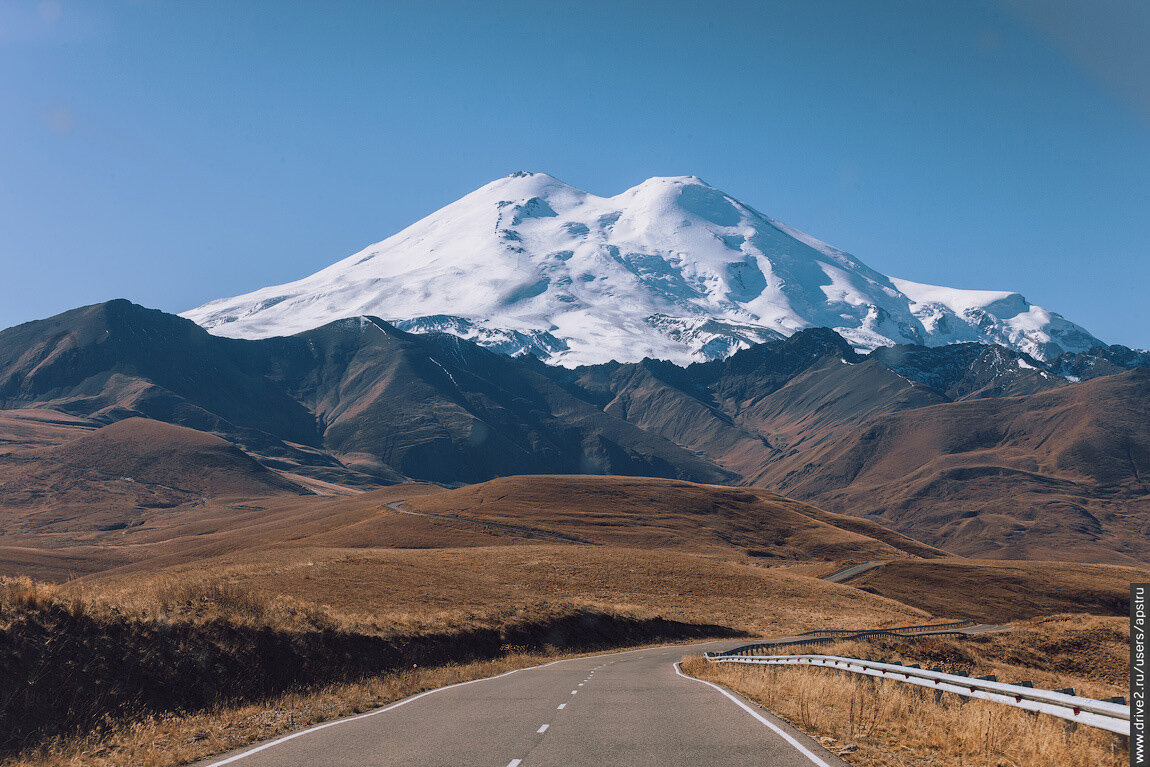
[0,473,944,583]
[79,543,932,639]
[0,484,445,581]
[573,340,1146,564]
[847,558,1148,622]
[0,408,97,454]
[46,418,306,498]
[4,466,1134,631]
[0,466,1136,765]
[0,418,308,536]
[397,475,947,560]
[0,301,320,449]
[562,330,944,482]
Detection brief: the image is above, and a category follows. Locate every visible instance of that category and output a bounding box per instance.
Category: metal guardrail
[712,620,975,656]
[795,619,973,638]
[704,653,1131,736]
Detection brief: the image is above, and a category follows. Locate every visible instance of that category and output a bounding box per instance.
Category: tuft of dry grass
[2,576,65,612]
[680,656,1127,767]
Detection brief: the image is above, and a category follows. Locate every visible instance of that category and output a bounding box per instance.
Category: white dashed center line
[571,690,578,695]
[557,703,566,710]
[506,760,521,767]
[537,724,549,733]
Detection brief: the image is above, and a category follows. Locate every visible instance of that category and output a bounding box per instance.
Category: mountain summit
[183,172,1103,365]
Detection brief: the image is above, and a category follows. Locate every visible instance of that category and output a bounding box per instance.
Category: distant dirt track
[385,501,597,545]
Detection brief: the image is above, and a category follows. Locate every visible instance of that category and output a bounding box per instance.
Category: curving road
[192,640,849,767]
[819,562,883,584]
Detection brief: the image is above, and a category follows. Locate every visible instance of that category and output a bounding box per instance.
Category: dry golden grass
[810,615,1128,698]
[4,575,353,634]
[0,573,740,765]
[0,473,948,585]
[681,656,1127,767]
[7,548,1131,767]
[72,544,931,638]
[849,558,1146,622]
[3,651,563,767]
[964,614,1129,689]
[0,546,937,765]
[399,475,947,559]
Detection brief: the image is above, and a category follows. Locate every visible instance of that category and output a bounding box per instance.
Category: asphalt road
[819,562,882,583]
[193,640,850,767]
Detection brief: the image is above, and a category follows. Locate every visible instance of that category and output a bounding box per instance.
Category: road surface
[192,640,850,767]
[820,562,882,583]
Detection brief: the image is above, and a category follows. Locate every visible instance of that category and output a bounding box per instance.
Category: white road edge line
[537,724,550,733]
[201,662,564,766]
[673,662,834,767]
[200,639,732,766]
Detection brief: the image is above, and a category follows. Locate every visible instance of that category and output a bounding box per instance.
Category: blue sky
[2,0,1147,348]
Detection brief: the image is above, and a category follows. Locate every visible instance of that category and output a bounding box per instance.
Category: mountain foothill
[0,298,1146,570]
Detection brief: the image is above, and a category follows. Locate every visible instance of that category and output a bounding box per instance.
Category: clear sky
[2,0,1147,348]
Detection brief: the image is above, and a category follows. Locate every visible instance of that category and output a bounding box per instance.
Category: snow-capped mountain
[183,172,1104,366]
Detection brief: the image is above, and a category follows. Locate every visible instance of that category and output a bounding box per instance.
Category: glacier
[182,172,1104,366]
